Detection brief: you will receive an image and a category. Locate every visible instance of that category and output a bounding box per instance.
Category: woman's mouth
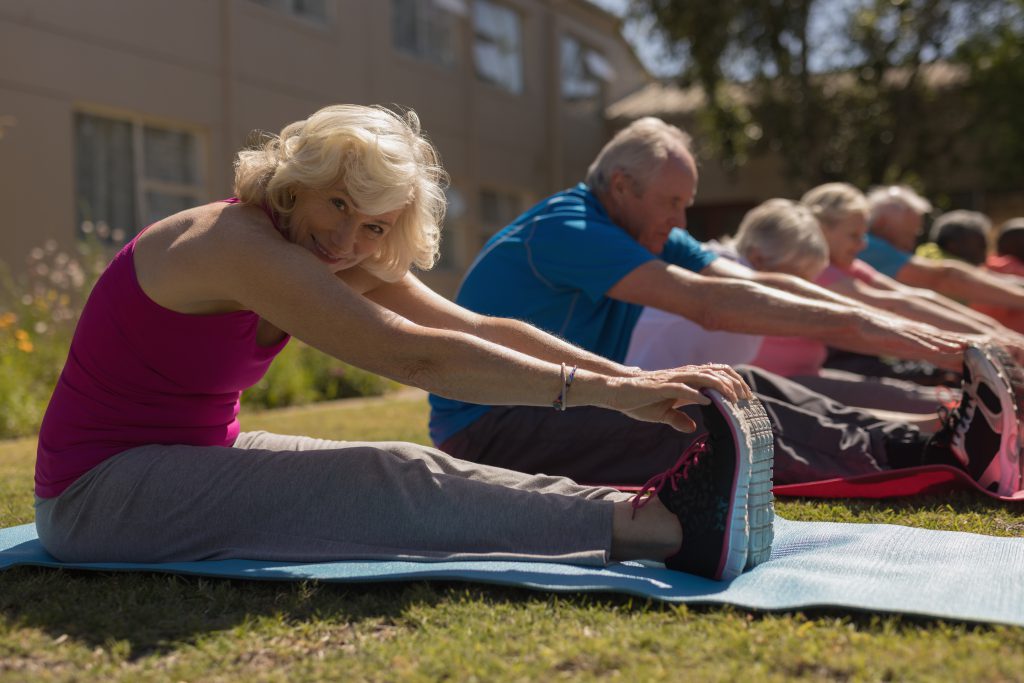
[311,235,346,265]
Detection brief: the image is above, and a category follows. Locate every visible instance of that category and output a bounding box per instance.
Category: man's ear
[609,170,630,198]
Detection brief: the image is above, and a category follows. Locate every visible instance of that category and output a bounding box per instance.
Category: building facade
[0,0,648,294]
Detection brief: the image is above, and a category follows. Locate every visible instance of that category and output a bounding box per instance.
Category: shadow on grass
[0,563,1011,661]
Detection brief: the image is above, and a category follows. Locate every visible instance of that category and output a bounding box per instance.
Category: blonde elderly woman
[802,183,1024,372]
[33,104,773,582]
[800,183,1024,493]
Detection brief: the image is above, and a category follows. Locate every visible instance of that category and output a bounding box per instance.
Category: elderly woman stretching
[34,104,772,582]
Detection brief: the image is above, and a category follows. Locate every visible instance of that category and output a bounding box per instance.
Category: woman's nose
[330,220,357,253]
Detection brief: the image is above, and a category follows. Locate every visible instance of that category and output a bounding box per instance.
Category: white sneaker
[947,346,1021,495]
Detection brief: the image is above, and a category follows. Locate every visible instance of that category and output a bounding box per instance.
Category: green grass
[1,394,1023,682]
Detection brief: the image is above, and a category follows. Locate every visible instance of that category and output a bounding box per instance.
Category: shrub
[241,342,400,410]
[0,239,107,440]
[0,238,397,439]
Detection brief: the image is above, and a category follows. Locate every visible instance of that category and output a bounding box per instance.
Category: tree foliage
[634,0,1024,192]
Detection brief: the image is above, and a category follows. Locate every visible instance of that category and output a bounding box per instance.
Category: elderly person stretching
[432,119,1022,496]
[34,104,771,582]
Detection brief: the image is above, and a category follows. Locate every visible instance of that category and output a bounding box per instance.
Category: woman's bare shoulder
[134,201,284,314]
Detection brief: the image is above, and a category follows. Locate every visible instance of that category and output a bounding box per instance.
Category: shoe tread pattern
[709,392,775,570]
[978,344,1024,483]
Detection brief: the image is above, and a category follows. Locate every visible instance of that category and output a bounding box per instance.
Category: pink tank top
[35,203,290,497]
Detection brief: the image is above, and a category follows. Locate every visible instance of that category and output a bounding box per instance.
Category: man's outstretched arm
[897,257,1024,310]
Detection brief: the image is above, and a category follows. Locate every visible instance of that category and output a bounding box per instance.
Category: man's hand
[850,311,966,371]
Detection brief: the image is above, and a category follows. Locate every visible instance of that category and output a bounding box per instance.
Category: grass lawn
[1,393,1022,681]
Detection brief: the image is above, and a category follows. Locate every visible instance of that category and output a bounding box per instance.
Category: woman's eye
[365,224,385,237]
[331,198,347,211]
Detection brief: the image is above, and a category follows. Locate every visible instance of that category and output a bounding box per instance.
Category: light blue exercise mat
[1,518,1022,627]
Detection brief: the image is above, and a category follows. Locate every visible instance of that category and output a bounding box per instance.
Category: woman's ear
[745,247,766,271]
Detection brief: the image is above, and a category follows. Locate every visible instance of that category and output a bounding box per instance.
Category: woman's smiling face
[824,211,869,268]
[286,181,404,273]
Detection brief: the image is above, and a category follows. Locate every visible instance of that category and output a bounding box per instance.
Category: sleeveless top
[35,200,290,497]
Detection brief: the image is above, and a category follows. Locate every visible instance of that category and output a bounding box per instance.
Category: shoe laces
[630,435,710,518]
[935,384,959,413]
[938,394,975,454]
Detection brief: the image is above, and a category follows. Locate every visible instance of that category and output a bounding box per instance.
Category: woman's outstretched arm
[193,214,745,431]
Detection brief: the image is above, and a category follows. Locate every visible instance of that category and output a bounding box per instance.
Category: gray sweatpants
[35,431,629,565]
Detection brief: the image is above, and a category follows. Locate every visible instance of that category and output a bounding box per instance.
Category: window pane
[392,0,420,53]
[145,191,199,226]
[392,0,458,68]
[143,126,199,184]
[561,35,600,101]
[74,113,136,239]
[474,0,522,94]
[250,0,328,22]
[291,0,327,22]
[479,188,521,239]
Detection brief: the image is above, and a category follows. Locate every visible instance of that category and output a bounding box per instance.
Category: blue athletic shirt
[428,183,718,444]
[857,234,912,279]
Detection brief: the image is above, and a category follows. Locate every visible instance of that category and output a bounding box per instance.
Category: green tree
[634,0,1024,191]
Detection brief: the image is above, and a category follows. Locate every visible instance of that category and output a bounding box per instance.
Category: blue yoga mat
[2,518,1022,626]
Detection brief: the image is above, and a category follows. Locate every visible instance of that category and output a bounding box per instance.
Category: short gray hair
[585,117,693,195]
[735,199,830,272]
[866,185,933,226]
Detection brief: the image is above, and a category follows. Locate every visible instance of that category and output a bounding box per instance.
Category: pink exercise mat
[609,465,1024,501]
[772,464,1024,501]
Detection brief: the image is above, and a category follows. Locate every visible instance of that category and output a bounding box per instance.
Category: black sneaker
[703,390,775,570]
[629,389,774,580]
[929,346,1020,495]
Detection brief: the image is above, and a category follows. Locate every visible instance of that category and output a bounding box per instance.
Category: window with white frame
[392,0,466,69]
[74,112,204,243]
[249,0,329,24]
[473,0,522,94]
[479,187,523,243]
[560,35,615,104]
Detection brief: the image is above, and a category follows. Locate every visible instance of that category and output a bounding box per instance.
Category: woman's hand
[596,364,752,433]
[641,364,752,403]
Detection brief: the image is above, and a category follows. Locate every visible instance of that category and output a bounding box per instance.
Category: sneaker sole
[965,346,1021,494]
[980,344,1024,487]
[703,389,775,572]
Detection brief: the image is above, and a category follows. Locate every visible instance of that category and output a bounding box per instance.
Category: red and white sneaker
[942,346,1021,495]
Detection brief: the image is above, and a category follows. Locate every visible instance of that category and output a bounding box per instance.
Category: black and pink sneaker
[630,390,774,581]
[704,390,775,570]
[931,345,1022,495]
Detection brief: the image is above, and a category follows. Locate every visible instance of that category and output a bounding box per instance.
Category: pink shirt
[748,262,878,377]
[35,213,289,497]
[818,259,880,286]
[974,254,1024,334]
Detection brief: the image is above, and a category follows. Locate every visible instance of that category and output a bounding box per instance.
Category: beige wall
[0,0,648,296]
